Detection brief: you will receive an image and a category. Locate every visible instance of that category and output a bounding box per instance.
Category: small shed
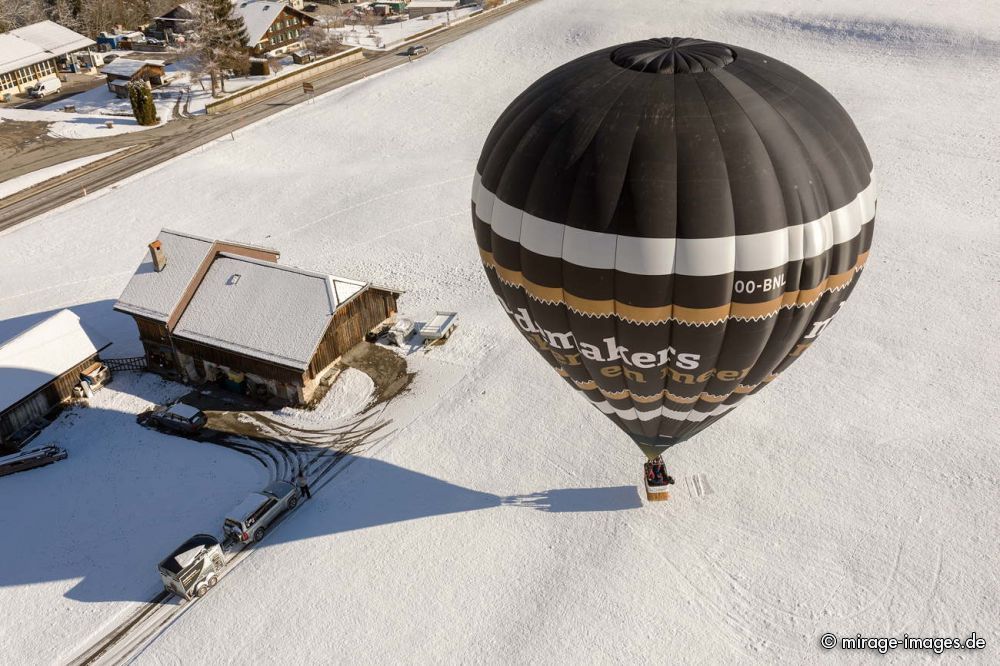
[101,58,167,97]
[0,310,111,452]
[291,48,314,64]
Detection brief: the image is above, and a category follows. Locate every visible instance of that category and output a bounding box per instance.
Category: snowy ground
[0,103,173,139]
[0,149,124,200]
[333,6,481,49]
[0,373,265,664]
[1,0,999,663]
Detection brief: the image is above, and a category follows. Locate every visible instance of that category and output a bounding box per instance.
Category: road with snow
[0,0,538,233]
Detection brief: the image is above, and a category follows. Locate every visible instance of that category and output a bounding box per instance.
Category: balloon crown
[610,37,735,74]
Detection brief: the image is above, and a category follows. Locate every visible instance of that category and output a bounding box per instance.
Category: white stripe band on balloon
[586,396,737,423]
[472,171,876,277]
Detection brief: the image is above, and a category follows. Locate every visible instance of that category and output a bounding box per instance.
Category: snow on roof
[100,58,162,78]
[2,21,95,74]
[227,492,270,522]
[9,21,95,55]
[0,310,110,413]
[115,229,216,322]
[407,1,460,8]
[173,254,366,370]
[167,403,202,419]
[232,1,308,46]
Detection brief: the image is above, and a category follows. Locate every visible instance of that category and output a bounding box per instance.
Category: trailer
[388,318,415,346]
[0,446,67,477]
[158,534,226,600]
[419,311,458,341]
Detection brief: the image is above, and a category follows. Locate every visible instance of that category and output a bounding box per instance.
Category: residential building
[114,229,401,405]
[234,1,317,56]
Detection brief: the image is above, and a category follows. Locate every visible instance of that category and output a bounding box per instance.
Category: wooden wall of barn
[307,288,399,379]
[171,337,306,386]
[0,353,101,447]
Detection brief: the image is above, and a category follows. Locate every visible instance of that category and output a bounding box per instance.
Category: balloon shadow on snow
[263,454,642,550]
[0,414,640,604]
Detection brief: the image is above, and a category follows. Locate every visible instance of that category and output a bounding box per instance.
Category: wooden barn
[0,310,111,452]
[114,229,401,405]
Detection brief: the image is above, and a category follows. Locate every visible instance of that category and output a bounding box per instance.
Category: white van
[29,79,62,98]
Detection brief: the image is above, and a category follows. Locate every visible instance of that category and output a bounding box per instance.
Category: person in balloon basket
[646,458,674,487]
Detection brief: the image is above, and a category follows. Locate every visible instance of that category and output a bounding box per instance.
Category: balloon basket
[643,459,673,502]
[644,483,671,502]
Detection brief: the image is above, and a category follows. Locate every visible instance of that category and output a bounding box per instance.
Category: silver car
[224,481,300,544]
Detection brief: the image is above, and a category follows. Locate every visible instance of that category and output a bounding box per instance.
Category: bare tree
[0,0,47,32]
[302,24,342,57]
[189,0,250,96]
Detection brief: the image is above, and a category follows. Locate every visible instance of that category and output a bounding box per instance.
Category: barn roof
[114,229,278,323]
[9,21,95,55]
[1,21,94,74]
[100,58,165,78]
[0,310,111,414]
[173,254,367,370]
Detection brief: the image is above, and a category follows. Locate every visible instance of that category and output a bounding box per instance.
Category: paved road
[0,0,539,233]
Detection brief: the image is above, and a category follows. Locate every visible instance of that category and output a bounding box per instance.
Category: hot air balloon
[472,38,875,501]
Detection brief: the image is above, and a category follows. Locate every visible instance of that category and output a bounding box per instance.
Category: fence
[204,47,365,115]
[105,356,148,372]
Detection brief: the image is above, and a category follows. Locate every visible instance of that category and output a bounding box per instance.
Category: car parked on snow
[28,79,62,98]
[143,403,207,434]
[224,481,300,545]
[158,534,226,600]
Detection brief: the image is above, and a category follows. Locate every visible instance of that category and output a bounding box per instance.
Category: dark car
[144,404,208,434]
[304,3,319,10]
[404,45,428,57]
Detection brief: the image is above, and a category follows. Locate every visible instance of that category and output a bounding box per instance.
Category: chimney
[149,240,167,272]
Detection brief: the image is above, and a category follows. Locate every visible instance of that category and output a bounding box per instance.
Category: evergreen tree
[128,80,158,126]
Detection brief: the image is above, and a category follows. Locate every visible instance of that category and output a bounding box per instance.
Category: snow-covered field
[0,100,172,139]
[1,0,999,663]
[334,5,480,49]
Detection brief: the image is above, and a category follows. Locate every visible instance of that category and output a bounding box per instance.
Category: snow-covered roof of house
[1,21,94,75]
[172,253,367,370]
[115,229,278,323]
[9,21,95,55]
[407,1,461,8]
[115,229,216,322]
[101,58,165,78]
[232,1,310,46]
[0,310,111,414]
[0,34,45,73]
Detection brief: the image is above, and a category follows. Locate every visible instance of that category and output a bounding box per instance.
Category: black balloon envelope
[472,37,876,459]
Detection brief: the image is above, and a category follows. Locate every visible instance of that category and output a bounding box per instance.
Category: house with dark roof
[114,229,401,405]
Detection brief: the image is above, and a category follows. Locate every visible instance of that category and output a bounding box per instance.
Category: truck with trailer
[158,534,226,600]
